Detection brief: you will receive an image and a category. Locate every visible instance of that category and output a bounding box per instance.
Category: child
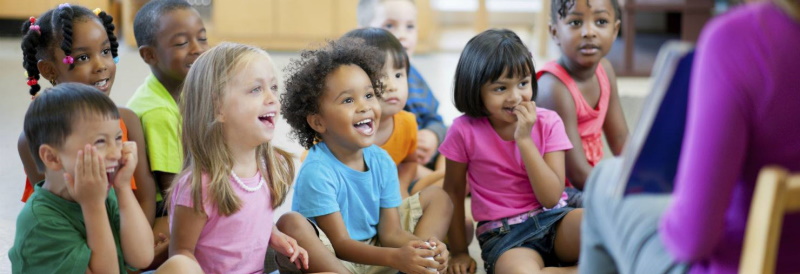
[358,0,447,187]
[278,38,451,273]
[17,4,157,226]
[441,29,582,273]
[9,83,154,273]
[167,42,308,273]
[127,0,208,266]
[341,27,418,198]
[536,0,628,194]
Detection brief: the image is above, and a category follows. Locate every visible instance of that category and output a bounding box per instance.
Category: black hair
[551,0,621,23]
[342,27,409,74]
[453,29,536,117]
[134,0,193,48]
[21,4,119,96]
[24,83,120,172]
[281,38,385,150]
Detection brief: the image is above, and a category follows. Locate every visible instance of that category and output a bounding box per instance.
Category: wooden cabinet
[211,0,358,51]
[0,0,110,19]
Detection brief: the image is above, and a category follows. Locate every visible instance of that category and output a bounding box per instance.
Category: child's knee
[420,185,453,210]
[276,212,311,234]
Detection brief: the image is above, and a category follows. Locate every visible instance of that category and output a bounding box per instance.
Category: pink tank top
[536,61,610,166]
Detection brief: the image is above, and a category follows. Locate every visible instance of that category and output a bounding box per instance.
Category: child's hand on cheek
[64,144,109,207]
[513,101,537,141]
[112,142,138,190]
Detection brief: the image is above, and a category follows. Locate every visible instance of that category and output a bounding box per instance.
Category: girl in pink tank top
[536,0,629,190]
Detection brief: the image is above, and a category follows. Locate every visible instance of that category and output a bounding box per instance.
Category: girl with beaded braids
[17,4,158,230]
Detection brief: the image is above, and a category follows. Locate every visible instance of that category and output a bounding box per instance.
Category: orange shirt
[21,119,137,202]
[380,111,418,165]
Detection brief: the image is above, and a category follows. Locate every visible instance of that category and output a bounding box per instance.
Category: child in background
[168,43,307,273]
[9,83,154,273]
[358,0,447,189]
[441,29,582,273]
[536,0,628,196]
[17,3,156,227]
[128,0,209,266]
[278,38,451,274]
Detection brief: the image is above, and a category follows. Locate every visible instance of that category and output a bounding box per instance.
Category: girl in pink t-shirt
[440,29,583,273]
[167,43,309,273]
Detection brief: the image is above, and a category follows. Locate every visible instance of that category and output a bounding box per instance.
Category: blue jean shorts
[477,207,574,273]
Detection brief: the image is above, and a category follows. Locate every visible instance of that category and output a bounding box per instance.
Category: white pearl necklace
[231,171,264,192]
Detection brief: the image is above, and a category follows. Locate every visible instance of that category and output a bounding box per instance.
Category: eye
[596,19,609,25]
[366,92,375,99]
[406,24,415,30]
[76,54,89,62]
[270,84,279,92]
[175,41,188,47]
[342,97,354,104]
[115,135,123,142]
[568,20,582,27]
[493,86,506,92]
[395,72,404,79]
[94,138,106,145]
[384,23,394,29]
[251,86,263,93]
[518,81,529,88]
[198,37,208,42]
[102,48,111,55]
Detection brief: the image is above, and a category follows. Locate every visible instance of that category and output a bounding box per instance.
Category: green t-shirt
[127,74,183,174]
[8,183,125,274]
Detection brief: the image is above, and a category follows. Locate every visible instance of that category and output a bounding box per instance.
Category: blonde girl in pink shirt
[441,29,583,274]
[167,43,309,273]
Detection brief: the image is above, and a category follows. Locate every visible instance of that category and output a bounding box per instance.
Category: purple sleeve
[659,13,752,262]
[438,117,468,163]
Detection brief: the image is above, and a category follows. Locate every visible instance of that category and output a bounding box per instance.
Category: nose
[263,87,278,105]
[581,23,597,39]
[508,86,525,103]
[356,96,373,114]
[94,55,109,73]
[188,39,205,56]
[106,140,122,163]
[384,75,397,93]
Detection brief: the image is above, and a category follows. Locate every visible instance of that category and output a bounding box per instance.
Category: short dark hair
[134,0,192,48]
[453,29,537,117]
[21,4,119,96]
[342,27,409,74]
[281,38,385,150]
[24,83,120,171]
[551,0,621,23]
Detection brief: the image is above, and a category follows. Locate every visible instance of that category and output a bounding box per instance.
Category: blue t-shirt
[292,143,403,241]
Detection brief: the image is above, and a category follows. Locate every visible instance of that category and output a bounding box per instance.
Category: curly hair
[281,38,385,150]
[21,4,119,96]
[551,0,621,24]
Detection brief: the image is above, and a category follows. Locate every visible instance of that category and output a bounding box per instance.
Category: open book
[616,42,696,196]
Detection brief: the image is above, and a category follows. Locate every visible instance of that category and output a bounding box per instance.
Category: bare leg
[276,212,351,274]
[413,186,454,240]
[554,210,583,263]
[494,248,577,274]
[411,170,444,195]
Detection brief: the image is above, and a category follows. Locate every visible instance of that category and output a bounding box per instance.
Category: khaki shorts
[315,193,424,274]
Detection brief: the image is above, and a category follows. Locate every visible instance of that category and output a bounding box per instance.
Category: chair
[740,166,800,274]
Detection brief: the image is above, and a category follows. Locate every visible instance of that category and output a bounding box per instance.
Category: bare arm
[377,207,421,247]
[18,133,44,183]
[443,159,469,256]
[600,59,629,155]
[117,186,155,268]
[119,108,157,226]
[169,205,207,262]
[537,74,593,189]
[316,212,435,272]
[82,202,120,274]
[397,155,418,199]
[515,102,566,208]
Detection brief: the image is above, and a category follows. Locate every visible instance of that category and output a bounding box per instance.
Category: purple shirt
[439,108,572,221]
[660,2,800,273]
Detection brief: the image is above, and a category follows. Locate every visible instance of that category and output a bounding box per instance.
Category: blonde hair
[171,42,295,216]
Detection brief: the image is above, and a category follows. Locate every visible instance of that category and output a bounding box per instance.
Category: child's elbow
[127,251,154,269]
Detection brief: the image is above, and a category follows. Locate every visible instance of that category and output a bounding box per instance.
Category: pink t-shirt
[169,171,273,274]
[439,108,573,222]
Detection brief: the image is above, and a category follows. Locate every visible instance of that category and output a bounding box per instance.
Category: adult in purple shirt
[578,1,800,273]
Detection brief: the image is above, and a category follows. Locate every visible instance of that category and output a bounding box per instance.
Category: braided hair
[20,4,119,96]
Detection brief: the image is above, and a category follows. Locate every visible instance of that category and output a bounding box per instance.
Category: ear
[612,19,621,40]
[549,23,560,46]
[37,60,58,83]
[306,114,326,135]
[139,45,157,66]
[39,144,63,171]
